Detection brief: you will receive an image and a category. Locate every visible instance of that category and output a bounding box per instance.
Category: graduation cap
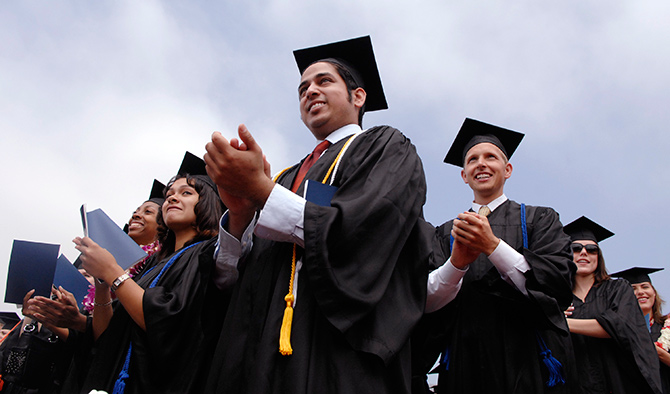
[73,254,83,269]
[611,267,663,285]
[444,118,525,167]
[563,216,614,243]
[293,35,388,112]
[177,151,218,193]
[148,179,166,207]
[0,312,20,328]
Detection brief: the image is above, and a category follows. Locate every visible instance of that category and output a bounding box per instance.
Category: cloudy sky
[2,2,670,313]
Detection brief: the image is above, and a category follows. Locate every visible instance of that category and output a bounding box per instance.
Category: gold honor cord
[278,134,357,356]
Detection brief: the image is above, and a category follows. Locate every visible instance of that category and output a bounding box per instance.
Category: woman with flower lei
[72,173,231,394]
[612,267,670,394]
[83,199,163,313]
[22,186,165,393]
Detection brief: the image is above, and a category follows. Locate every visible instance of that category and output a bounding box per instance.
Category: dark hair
[592,247,611,286]
[321,60,366,126]
[155,174,224,261]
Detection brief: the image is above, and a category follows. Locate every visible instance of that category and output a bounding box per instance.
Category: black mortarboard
[611,267,663,285]
[444,118,525,168]
[148,179,166,207]
[563,216,614,243]
[177,151,217,193]
[0,312,20,328]
[73,254,83,269]
[293,35,388,112]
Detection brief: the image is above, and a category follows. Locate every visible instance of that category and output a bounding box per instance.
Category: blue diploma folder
[304,180,337,207]
[81,205,147,270]
[53,254,91,308]
[5,240,60,304]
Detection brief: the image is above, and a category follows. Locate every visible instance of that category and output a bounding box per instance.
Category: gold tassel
[279,244,298,356]
[276,134,357,356]
[279,293,295,355]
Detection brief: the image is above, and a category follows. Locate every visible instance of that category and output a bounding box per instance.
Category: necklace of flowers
[83,240,161,313]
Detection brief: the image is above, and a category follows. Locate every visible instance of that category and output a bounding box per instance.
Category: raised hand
[73,237,125,284]
[451,212,501,256]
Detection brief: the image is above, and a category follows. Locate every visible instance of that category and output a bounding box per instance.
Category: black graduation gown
[570,279,662,394]
[650,321,670,394]
[76,238,229,394]
[412,200,579,394]
[206,125,431,394]
[0,322,74,394]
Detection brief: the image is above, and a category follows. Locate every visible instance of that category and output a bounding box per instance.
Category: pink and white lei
[83,240,161,313]
[655,318,670,351]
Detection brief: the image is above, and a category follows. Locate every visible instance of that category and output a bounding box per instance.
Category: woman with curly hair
[73,168,232,394]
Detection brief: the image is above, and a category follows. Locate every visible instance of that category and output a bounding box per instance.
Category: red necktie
[291,140,331,193]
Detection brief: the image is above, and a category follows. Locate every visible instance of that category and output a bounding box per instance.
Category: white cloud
[2,0,670,313]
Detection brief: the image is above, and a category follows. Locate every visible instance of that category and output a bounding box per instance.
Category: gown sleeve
[521,206,575,331]
[141,239,229,380]
[303,126,431,363]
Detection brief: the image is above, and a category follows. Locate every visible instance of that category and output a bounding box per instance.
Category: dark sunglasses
[571,243,599,254]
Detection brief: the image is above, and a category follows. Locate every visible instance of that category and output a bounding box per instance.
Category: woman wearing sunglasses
[563,216,662,394]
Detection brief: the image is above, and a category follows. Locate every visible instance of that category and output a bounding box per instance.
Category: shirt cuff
[425,259,468,313]
[488,239,530,295]
[255,184,306,247]
[213,211,255,290]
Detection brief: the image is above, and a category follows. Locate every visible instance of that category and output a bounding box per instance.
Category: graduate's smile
[474,172,492,181]
[128,219,145,230]
[162,178,199,231]
[461,142,512,203]
[631,281,656,314]
[308,101,326,113]
[572,239,599,276]
[126,200,160,245]
[298,62,362,140]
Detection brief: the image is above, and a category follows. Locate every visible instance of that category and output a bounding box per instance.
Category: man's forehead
[464,142,506,159]
[300,62,338,81]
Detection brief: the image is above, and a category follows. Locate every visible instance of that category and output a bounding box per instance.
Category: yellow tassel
[279,294,294,355]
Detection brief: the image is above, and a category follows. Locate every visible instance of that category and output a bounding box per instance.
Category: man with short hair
[412,118,579,394]
[204,36,430,394]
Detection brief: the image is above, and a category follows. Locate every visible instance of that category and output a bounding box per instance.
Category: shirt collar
[472,194,508,214]
[322,124,362,145]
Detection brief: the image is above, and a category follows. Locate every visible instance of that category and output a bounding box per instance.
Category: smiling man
[204,36,430,394]
[412,118,578,394]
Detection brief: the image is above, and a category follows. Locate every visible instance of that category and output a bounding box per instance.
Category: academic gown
[0,322,74,394]
[206,125,431,394]
[570,279,662,394]
[650,321,670,393]
[412,200,579,394]
[75,238,229,394]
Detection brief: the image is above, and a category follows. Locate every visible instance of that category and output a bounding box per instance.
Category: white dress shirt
[425,194,531,313]
[214,124,362,301]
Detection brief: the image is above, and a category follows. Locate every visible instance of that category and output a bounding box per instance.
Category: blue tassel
[111,242,202,394]
[536,333,565,387]
[113,343,132,394]
[442,346,450,371]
